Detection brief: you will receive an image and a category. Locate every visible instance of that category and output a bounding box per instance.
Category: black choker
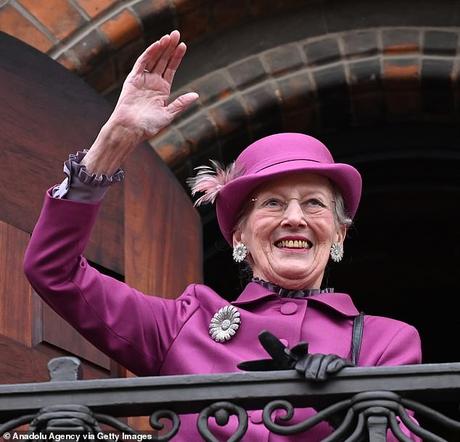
[252,277,334,299]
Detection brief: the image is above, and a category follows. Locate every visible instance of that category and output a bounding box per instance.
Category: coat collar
[232,282,359,317]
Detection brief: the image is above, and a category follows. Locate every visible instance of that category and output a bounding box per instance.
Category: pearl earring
[330,242,344,262]
[233,242,248,263]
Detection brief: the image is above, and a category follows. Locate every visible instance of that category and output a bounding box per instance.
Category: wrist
[103,114,144,144]
[82,121,139,175]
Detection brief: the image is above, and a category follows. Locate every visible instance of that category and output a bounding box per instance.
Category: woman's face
[233,173,346,290]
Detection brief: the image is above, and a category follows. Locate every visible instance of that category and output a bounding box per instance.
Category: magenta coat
[24,193,422,441]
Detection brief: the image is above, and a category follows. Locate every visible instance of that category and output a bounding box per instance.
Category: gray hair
[332,186,353,228]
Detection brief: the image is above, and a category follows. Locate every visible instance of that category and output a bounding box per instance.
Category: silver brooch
[209,305,241,343]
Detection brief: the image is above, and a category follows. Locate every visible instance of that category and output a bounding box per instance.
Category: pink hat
[188,133,362,245]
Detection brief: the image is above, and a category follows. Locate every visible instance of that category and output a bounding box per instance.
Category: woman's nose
[280,200,307,226]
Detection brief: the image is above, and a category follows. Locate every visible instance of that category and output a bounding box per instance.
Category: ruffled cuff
[52,150,125,202]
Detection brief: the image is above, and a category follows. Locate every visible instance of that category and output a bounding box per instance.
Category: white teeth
[276,240,310,249]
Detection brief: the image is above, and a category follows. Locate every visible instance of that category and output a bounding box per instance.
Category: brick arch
[3,0,459,98]
[0,0,308,91]
[152,26,460,180]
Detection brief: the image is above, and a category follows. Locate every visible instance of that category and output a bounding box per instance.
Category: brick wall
[0,0,307,87]
[154,27,460,180]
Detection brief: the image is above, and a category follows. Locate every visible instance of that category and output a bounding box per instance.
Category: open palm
[110,30,198,141]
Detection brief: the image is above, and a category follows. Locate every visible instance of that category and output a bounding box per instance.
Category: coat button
[280,302,298,315]
[250,410,263,424]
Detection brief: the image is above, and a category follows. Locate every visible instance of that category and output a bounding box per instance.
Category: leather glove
[238,330,353,382]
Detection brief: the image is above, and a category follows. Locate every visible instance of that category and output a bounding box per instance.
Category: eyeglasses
[251,196,334,217]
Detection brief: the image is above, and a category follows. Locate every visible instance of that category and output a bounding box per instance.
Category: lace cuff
[52,150,125,202]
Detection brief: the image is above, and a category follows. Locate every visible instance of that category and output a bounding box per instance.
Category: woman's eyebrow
[258,189,331,198]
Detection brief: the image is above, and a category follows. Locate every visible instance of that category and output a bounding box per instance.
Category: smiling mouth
[275,239,313,249]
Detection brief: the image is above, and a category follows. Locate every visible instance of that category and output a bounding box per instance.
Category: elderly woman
[24,31,421,441]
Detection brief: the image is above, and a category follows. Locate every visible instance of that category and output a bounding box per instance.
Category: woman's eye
[305,198,326,207]
[262,198,283,208]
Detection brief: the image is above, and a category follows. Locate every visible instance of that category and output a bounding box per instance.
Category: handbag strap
[351,312,365,365]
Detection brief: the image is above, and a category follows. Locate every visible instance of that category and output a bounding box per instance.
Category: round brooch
[209,305,241,343]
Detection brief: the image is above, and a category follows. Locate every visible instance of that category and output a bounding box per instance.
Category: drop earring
[330,242,344,262]
[233,242,248,263]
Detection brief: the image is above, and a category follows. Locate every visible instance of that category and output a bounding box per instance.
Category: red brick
[208,97,248,136]
[423,30,458,56]
[71,29,109,74]
[228,56,266,89]
[382,29,420,55]
[100,10,142,49]
[348,58,382,94]
[263,44,304,76]
[342,30,378,59]
[276,71,313,111]
[153,129,189,166]
[304,37,341,66]
[242,82,283,137]
[0,5,53,52]
[131,0,176,42]
[194,72,233,105]
[75,0,116,18]
[383,59,420,90]
[56,52,80,71]
[178,113,218,154]
[242,82,281,120]
[17,0,86,40]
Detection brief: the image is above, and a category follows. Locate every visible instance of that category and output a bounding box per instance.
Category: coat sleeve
[376,323,422,366]
[24,191,200,376]
[375,322,423,442]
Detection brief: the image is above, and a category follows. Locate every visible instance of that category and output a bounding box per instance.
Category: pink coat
[24,193,422,441]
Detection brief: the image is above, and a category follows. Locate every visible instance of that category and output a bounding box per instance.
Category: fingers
[326,357,354,373]
[163,42,187,84]
[295,354,351,382]
[257,330,289,362]
[153,30,181,75]
[303,354,332,381]
[237,359,284,371]
[290,342,309,358]
[132,30,184,76]
[166,92,199,116]
[132,38,164,75]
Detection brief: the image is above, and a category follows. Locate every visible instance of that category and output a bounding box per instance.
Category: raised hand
[82,30,198,175]
[110,30,199,142]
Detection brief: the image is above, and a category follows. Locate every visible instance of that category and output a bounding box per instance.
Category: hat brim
[216,159,362,244]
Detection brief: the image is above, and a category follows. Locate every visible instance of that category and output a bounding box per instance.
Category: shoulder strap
[351,312,365,365]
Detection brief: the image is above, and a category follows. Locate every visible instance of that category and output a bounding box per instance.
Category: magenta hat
[189,133,362,245]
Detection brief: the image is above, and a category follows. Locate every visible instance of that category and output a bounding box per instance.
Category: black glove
[238,330,353,382]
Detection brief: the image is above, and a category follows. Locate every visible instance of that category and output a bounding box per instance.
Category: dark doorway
[203,122,460,365]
